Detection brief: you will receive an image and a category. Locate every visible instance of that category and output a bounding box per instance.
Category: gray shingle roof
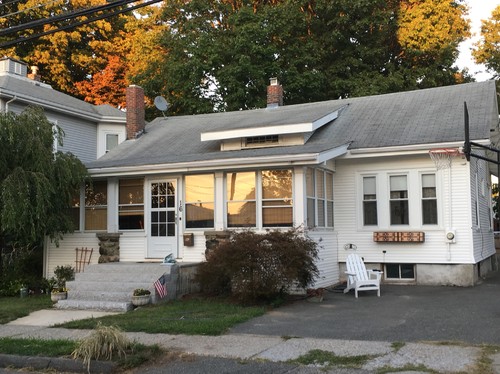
[88,81,497,170]
[0,75,125,120]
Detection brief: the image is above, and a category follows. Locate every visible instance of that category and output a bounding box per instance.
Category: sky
[456,0,500,81]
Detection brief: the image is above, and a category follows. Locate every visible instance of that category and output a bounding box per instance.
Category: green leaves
[0,107,88,247]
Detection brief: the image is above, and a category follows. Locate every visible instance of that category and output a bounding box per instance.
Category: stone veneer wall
[97,233,121,263]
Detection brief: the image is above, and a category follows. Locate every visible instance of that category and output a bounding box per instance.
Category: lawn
[0,295,266,369]
[57,298,267,335]
[0,295,53,324]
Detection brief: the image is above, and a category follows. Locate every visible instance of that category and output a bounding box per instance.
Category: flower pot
[132,295,150,306]
[51,291,67,302]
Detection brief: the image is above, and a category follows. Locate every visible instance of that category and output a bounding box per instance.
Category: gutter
[345,140,491,158]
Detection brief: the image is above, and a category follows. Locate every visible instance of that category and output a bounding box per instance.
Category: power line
[0,0,163,49]
[1,0,61,19]
[0,0,136,37]
[0,0,25,11]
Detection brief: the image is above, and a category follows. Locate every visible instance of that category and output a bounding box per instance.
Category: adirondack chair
[344,254,382,298]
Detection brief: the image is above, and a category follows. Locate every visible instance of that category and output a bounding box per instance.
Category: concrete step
[65,280,162,292]
[56,299,133,312]
[54,263,180,311]
[67,290,141,302]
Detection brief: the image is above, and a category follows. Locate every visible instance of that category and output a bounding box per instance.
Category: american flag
[154,274,167,298]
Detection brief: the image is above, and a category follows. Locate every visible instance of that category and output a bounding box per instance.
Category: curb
[0,353,116,373]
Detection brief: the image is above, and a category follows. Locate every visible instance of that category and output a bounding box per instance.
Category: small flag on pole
[154,274,167,298]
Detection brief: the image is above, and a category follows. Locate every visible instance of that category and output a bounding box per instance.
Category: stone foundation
[97,233,121,263]
[204,230,231,257]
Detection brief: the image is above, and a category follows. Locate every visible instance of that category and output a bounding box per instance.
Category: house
[44,79,499,289]
[0,57,126,162]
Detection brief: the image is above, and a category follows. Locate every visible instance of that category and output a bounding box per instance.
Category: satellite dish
[154,96,169,117]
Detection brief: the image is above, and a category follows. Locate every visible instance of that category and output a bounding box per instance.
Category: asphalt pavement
[2,272,500,373]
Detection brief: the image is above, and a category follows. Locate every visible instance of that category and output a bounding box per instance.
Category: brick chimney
[27,66,40,81]
[126,85,146,140]
[267,78,283,108]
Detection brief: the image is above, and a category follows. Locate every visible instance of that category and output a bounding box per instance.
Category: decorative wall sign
[373,232,425,243]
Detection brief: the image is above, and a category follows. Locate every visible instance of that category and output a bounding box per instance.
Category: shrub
[53,265,75,290]
[196,228,319,304]
[72,322,130,372]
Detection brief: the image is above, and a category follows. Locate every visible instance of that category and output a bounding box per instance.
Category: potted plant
[50,265,75,302]
[132,288,151,306]
[306,288,325,303]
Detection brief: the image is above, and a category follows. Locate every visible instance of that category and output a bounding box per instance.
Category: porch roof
[87,81,498,172]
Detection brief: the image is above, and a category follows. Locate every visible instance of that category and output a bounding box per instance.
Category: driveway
[229,271,500,344]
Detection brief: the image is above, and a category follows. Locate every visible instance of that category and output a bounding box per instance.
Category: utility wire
[0,0,163,49]
[1,0,61,19]
[0,0,25,11]
[0,0,136,37]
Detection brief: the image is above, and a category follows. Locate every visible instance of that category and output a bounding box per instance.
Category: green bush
[196,228,319,304]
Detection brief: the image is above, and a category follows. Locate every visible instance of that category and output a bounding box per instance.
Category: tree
[0,106,88,278]
[131,0,472,115]
[1,0,133,99]
[472,5,500,78]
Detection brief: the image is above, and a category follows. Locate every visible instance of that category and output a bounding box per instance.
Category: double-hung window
[421,174,437,224]
[226,169,293,228]
[306,168,334,228]
[390,175,408,225]
[85,181,107,231]
[262,169,293,227]
[227,171,256,227]
[363,176,377,225]
[185,174,214,228]
[118,179,144,230]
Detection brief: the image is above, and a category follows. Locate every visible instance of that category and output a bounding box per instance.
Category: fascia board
[0,88,124,123]
[88,144,350,178]
[345,140,491,158]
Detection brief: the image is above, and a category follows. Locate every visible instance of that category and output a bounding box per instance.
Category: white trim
[88,146,349,177]
[346,140,491,158]
[200,109,340,141]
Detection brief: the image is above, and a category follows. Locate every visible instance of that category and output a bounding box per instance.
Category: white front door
[147,179,178,259]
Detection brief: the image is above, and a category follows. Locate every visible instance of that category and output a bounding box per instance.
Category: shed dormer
[200,106,343,151]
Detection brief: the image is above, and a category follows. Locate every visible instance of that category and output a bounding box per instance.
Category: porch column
[96,233,122,263]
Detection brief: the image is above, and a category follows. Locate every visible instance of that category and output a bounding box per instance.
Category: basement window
[245,135,279,146]
[385,263,415,280]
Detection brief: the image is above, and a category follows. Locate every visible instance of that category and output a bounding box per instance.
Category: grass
[0,295,52,324]
[0,336,162,369]
[0,337,76,356]
[56,298,266,335]
[290,349,373,370]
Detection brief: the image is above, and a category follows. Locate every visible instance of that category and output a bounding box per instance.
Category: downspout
[5,95,17,112]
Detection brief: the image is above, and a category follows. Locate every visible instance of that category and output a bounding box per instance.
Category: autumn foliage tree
[473,5,500,78]
[74,55,128,108]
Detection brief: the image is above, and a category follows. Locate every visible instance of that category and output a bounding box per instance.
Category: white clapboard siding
[307,230,339,287]
[470,155,496,262]
[119,232,147,261]
[44,233,99,277]
[334,153,480,265]
[180,232,208,262]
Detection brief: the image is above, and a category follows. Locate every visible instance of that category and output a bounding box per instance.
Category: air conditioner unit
[445,229,456,243]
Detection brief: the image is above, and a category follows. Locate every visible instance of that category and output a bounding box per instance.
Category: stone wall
[97,233,121,263]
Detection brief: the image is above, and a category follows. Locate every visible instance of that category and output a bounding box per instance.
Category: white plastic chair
[344,254,382,298]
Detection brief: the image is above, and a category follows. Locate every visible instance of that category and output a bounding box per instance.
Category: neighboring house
[0,57,126,162]
[44,79,499,287]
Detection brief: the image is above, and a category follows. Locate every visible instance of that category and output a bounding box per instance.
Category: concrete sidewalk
[0,312,497,373]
